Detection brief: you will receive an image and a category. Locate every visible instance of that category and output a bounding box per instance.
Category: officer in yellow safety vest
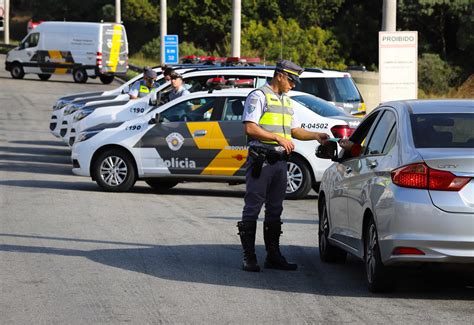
[129,67,159,99]
[237,60,330,272]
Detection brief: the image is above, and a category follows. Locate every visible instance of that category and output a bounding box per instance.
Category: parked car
[71,89,359,199]
[316,99,474,292]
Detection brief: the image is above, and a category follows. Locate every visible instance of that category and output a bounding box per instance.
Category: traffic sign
[164,35,179,64]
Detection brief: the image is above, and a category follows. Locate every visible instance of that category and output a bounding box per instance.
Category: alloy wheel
[100,156,128,186]
[287,161,303,193]
[366,223,377,284]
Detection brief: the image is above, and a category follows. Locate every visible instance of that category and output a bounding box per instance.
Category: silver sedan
[316,99,474,292]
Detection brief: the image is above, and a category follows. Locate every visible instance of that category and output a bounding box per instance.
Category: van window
[23,33,40,48]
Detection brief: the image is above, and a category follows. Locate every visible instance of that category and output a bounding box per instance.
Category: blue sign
[164,35,179,64]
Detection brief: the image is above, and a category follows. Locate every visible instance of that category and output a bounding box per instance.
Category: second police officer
[128,67,159,99]
[237,60,330,272]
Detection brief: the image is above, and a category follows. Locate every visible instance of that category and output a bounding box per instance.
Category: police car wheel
[73,69,88,83]
[93,149,136,192]
[99,75,115,84]
[145,180,178,192]
[38,74,51,81]
[285,156,312,200]
[11,63,25,79]
[318,198,347,263]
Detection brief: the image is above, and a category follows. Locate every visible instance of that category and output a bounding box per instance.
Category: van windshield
[294,77,361,103]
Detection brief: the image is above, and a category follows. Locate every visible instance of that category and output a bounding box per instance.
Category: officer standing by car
[237,60,329,272]
[128,67,159,99]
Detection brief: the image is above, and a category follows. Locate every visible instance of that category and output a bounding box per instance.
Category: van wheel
[73,69,88,83]
[285,155,312,200]
[364,218,395,292]
[146,180,178,192]
[92,149,136,192]
[11,63,25,79]
[38,74,51,81]
[99,75,115,84]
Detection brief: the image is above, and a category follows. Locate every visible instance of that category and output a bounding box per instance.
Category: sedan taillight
[391,163,470,191]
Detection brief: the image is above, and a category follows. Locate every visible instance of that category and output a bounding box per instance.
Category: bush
[418,53,460,95]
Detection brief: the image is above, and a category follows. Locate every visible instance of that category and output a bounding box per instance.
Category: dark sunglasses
[279,72,295,85]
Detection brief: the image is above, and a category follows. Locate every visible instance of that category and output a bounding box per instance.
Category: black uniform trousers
[241,155,287,222]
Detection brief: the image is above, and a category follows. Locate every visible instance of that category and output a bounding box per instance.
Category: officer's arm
[291,127,329,144]
[245,122,295,153]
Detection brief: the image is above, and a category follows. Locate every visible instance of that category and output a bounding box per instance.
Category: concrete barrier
[349,70,380,113]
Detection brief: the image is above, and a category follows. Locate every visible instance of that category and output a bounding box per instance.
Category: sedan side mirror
[316,141,338,161]
[149,92,158,106]
[148,112,161,124]
[122,85,130,94]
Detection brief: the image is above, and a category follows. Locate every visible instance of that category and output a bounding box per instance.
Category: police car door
[204,97,248,176]
[137,96,219,175]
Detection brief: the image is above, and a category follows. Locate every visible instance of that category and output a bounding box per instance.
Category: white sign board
[379,31,418,102]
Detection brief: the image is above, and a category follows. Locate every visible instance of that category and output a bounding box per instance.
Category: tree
[241,17,345,69]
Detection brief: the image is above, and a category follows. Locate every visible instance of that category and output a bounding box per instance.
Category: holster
[249,148,266,178]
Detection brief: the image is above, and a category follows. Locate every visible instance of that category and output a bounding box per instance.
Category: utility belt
[248,146,289,178]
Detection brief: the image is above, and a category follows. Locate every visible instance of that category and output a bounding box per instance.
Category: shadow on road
[9,140,68,147]
[0,233,472,299]
[207,216,319,225]
[0,145,70,157]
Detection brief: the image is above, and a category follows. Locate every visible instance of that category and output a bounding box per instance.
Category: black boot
[263,221,297,271]
[237,221,260,272]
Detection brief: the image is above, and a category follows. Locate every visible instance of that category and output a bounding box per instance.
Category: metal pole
[231,0,241,57]
[382,0,397,31]
[4,0,9,44]
[160,0,167,64]
[115,0,121,23]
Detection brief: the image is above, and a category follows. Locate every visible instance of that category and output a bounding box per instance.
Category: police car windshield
[292,95,349,117]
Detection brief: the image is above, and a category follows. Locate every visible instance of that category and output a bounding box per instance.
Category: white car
[52,65,365,141]
[71,88,359,199]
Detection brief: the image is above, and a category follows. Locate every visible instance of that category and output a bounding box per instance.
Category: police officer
[168,72,190,101]
[128,67,159,99]
[237,60,330,272]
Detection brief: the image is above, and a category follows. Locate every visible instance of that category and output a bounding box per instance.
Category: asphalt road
[0,55,473,324]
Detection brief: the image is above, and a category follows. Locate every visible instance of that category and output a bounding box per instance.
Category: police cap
[276,59,304,84]
[144,68,157,79]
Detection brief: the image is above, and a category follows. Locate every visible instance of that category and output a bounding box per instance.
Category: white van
[5,21,128,84]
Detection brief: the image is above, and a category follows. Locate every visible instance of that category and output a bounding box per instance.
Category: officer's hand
[276,136,295,154]
[316,132,330,144]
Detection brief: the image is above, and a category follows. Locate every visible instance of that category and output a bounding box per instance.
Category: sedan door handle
[368,160,378,169]
[345,166,352,174]
[193,130,207,137]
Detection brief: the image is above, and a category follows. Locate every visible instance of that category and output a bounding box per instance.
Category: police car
[71,88,359,199]
[52,65,365,141]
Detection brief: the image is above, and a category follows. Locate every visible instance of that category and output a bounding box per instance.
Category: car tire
[364,218,395,292]
[92,149,136,192]
[145,180,178,192]
[99,74,115,84]
[318,199,347,263]
[73,69,88,83]
[11,63,25,79]
[285,155,312,199]
[38,74,51,81]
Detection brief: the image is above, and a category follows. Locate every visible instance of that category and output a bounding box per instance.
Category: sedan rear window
[411,113,474,148]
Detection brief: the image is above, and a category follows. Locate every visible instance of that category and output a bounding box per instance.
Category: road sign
[164,35,179,64]
[379,31,418,102]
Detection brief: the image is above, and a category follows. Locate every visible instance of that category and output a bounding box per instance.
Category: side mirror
[316,141,338,161]
[148,113,161,124]
[149,92,158,106]
[122,85,130,94]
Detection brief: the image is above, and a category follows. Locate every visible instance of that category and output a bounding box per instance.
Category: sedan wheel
[286,156,312,199]
[93,149,136,192]
[318,199,347,263]
[364,218,395,292]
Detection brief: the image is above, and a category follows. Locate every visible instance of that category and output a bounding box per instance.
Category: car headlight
[53,100,70,111]
[74,109,94,121]
[76,130,100,143]
[64,104,83,115]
